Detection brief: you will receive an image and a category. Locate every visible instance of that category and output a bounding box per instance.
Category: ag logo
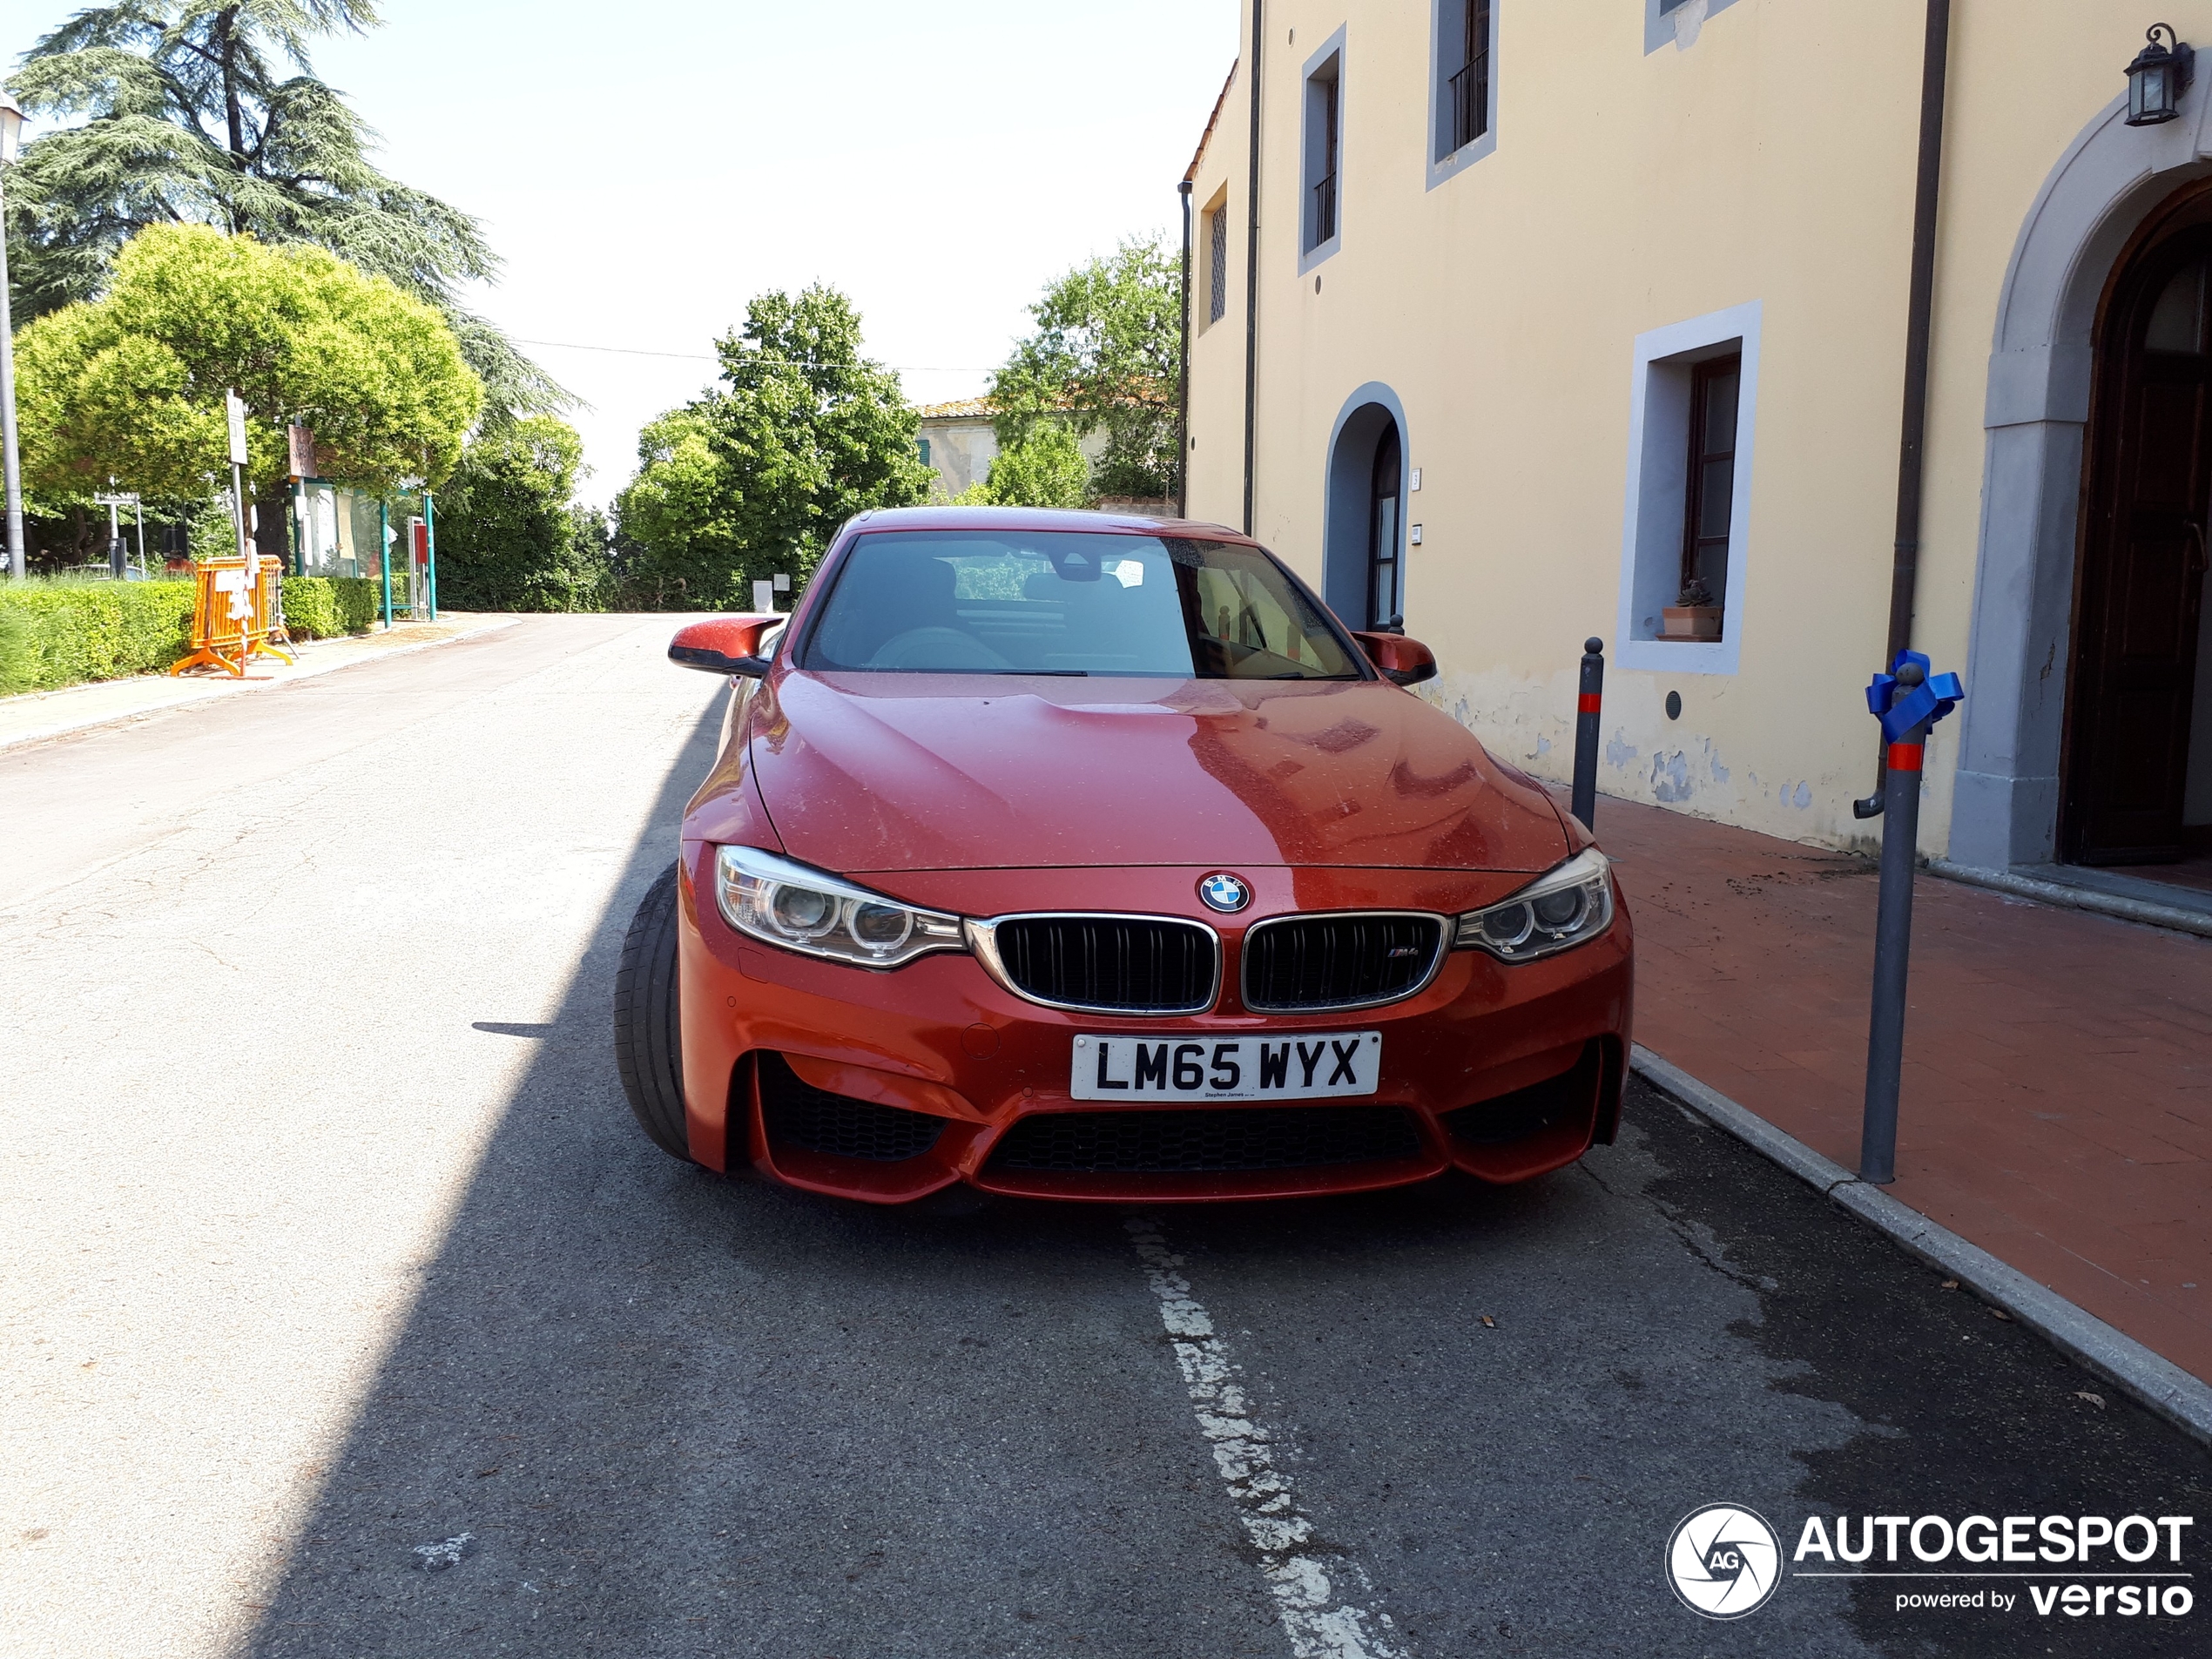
[1197,872,1251,913]
[1667,1503,1781,1620]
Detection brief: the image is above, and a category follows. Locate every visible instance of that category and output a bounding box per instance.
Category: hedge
[0,574,384,695]
[283,576,384,641]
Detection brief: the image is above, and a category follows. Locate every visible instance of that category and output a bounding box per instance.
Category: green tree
[971,423,1090,509]
[610,408,738,607]
[990,234,1181,502]
[434,416,604,612]
[614,286,934,609]
[5,1,561,421]
[12,222,482,558]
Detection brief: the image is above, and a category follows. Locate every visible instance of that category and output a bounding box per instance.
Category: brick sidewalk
[1595,794,2212,1382]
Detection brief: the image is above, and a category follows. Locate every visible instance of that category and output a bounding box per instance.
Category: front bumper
[676,846,1635,1204]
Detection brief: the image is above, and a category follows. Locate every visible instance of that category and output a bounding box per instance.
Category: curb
[1929,858,2212,941]
[0,617,519,754]
[1629,1044,2212,1450]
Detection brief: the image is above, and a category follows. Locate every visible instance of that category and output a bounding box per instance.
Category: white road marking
[1126,1218,1409,1659]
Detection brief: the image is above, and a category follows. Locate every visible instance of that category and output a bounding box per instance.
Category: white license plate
[1069,1032,1382,1102]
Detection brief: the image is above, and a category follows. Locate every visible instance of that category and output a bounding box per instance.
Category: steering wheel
[868,627,1011,671]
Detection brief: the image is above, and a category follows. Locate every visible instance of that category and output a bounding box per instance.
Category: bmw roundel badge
[1198,872,1251,914]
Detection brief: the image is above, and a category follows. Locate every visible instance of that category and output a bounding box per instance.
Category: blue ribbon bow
[1865,650,1965,745]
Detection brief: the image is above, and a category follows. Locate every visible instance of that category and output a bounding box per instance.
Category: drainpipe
[1242,0,1264,537]
[1855,0,1952,819]
[1178,179,1194,519]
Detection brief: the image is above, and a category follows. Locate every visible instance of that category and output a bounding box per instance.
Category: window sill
[1298,233,1342,278]
[1426,128,1497,192]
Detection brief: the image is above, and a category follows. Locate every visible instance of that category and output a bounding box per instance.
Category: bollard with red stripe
[1859,651,1965,1184]
[1570,637,1605,831]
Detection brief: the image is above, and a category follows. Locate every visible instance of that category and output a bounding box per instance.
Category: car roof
[841,504,1255,543]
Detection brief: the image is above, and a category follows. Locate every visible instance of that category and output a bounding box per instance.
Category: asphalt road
[3,616,2206,1659]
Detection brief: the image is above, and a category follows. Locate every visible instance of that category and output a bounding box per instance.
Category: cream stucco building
[1182,1,2212,890]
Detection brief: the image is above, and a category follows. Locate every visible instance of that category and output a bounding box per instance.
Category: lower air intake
[1441,1046,1599,1146]
[987,1105,1421,1174]
[759,1053,947,1163]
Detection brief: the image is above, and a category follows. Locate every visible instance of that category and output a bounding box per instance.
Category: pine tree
[5,2,562,421]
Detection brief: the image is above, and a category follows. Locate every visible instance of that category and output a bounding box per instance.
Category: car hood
[734,671,1570,877]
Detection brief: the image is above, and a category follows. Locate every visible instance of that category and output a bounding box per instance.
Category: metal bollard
[1858,652,1964,1185]
[1571,637,1604,831]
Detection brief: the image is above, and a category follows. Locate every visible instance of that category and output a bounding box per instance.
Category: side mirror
[669,613,779,678]
[1352,631,1438,687]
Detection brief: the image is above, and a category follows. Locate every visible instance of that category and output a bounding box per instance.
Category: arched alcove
[1323,384,1410,630]
[1952,92,2212,868]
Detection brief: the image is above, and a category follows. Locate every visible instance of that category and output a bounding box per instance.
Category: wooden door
[2065,234,2212,864]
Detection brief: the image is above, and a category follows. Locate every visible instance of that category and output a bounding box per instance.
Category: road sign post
[423,490,438,621]
[226,391,253,574]
[1858,651,1965,1185]
[378,499,394,630]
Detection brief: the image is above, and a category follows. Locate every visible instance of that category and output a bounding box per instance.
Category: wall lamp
[2125,24,2195,126]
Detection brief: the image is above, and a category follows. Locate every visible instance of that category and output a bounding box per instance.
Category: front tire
[614,863,694,1162]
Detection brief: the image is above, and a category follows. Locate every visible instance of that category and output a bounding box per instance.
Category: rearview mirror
[1352,631,1438,687]
[669,614,779,678]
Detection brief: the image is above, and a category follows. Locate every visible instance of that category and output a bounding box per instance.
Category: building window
[1451,3,1491,152]
[1429,2,1498,185]
[1613,300,1762,676]
[1308,63,1340,250]
[1299,30,1346,272]
[1205,194,1230,327]
[917,437,932,468]
[1679,354,1741,607]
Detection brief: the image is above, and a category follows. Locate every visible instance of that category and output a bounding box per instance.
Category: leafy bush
[975,423,1092,509]
[0,610,37,693]
[0,579,196,691]
[282,576,382,640]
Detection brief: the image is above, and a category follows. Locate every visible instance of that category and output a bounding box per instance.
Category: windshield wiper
[1003,669,1090,676]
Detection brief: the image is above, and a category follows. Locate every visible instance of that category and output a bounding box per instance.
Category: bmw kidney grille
[986,915,1219,1015]
[1240,913,1447,1013]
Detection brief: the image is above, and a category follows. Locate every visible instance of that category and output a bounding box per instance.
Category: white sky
[252,0,1240,506]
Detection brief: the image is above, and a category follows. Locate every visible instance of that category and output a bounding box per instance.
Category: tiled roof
[917,397,996,420]
[1186,60,1237,184]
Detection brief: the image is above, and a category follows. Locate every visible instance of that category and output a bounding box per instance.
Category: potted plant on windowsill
[1659,578,1723,642]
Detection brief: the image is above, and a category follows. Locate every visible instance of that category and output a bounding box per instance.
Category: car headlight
[713,846,966,968]
[1453,848,1615,962]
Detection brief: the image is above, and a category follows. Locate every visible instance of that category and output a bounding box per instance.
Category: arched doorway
[1952,89,2212,873]
[2062,187,2212,867]
[1322,386,1408,631]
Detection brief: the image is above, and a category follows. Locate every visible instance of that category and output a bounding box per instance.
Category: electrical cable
[511,337,989,373]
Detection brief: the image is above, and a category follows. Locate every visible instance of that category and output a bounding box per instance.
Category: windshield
[800,530,1365,679]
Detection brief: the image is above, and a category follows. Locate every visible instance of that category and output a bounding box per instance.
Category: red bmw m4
[614,506,1632,1204]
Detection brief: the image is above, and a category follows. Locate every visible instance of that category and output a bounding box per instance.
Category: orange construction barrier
[169,556,296,678]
